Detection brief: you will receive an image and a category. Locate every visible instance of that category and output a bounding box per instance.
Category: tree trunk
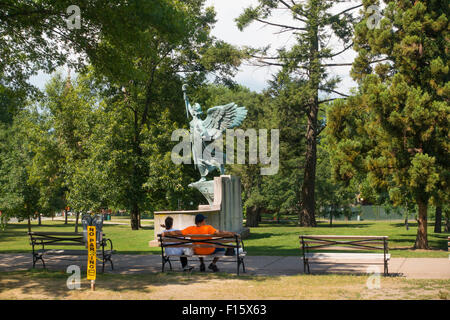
[64,209,68,224]
[300,103,318,227]
[414,199,429,249]
[245,206,260,228]
[330,211,333,228]
[130,203,140,230]
[75,212,80,233]
[445,210,449,233]
[299,17,319,228]
[27,216,31,233]
[434,206,442,233]
[38,213,41,226]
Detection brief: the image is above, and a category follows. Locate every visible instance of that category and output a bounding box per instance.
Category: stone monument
[149,85,249,246]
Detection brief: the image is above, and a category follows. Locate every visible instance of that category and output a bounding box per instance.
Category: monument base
[151,175,248,246]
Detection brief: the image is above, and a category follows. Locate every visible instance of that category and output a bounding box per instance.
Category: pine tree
[326,0,449,249]
[236,0,360,226]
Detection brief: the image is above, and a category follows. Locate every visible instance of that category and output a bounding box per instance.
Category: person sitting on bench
[162,214,235,272]
[161,216,194,272]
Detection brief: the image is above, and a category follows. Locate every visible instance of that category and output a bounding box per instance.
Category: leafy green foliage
[326,0,449,248]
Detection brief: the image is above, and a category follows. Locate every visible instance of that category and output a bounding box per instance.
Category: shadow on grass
[246,233,274,240]
[254,222,373,229]
[0,268,276,298]
[139,226,154,231]
[315,223,372,229]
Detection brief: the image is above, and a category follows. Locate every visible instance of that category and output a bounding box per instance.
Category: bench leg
[32,254,45,269]
[303,258,310,274]
[162,256,172,272]
[237,257,245,275]
[384,260,389,276]
[237,258,240,276]
[101,253,114,273]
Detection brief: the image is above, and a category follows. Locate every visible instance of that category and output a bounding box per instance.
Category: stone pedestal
[150,175,249,247]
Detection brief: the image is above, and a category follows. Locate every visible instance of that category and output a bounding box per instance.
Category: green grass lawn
[0,219,448,257]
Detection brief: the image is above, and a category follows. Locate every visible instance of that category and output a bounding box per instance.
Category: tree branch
[322,58,390,68]
[322,62,353,67]
[255,18,306,31]
[319,97,341,104]
[319,88,349,97]
[317,124,327,136]
[324,42,354,58]
[329,4,364,19]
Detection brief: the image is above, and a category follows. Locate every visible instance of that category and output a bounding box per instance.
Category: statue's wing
[202,103,248,132]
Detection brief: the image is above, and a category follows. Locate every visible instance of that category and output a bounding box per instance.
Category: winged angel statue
[183,84,248,184]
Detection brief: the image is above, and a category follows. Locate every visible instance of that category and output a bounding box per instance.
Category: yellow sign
[87,226,96,280]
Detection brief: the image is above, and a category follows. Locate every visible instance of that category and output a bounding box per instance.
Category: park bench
[158,234,246,275]
[300,235,390,276]
[28,231,115,272]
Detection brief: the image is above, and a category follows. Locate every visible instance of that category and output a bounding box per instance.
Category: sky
[204,0,358,94]
[30,0,358,95]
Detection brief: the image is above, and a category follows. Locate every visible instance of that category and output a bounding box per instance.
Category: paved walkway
[0,254,448,279]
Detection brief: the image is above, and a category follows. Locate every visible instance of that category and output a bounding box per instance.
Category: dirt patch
[0,272,448,300]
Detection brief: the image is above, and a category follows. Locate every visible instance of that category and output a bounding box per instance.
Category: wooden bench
[158,234,246,275]
[28,231,115,272]
[300,235,390,276]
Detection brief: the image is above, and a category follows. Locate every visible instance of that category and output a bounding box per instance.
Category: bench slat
[166,253,246,258]
[168,234,239,238]
[164,244,236,249]
[304,246,384,251]
[303,240,386,245]
[29,232,83,236]
[304,253,391,260]
[38,249,114,255]
[32,242,85,246]
[300,235,388,240]
[160,239,236,244]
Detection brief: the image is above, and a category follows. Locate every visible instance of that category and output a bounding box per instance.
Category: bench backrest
[28,232,84,247]
[300,235,388,252]
[28,231,103,248]
[159,234,241,249]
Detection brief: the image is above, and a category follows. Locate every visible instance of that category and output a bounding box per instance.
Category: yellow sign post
[87,226,96,291]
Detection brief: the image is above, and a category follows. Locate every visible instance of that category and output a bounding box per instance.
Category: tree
[315,141,358,226]
[0,109,41,231]
[326,1,449,249]
[32,72,101,228]
[236,0,361,226]
[86,0,243,230]
[0,0,186,93]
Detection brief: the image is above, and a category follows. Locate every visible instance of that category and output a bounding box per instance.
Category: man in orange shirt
[162,214,235,272]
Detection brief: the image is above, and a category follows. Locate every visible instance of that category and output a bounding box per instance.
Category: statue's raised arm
[182,84,190,118]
